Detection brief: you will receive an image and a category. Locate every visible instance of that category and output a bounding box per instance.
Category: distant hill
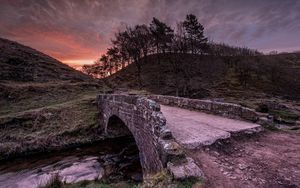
[105,53,300,102]
[0,38,91,82]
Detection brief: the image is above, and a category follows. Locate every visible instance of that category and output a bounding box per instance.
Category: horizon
[1,0,300,68]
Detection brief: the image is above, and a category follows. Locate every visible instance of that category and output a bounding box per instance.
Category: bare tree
[150,17,174,54]
[107,47,121,73]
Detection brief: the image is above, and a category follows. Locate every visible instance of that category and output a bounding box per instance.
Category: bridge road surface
[160,105,262,149]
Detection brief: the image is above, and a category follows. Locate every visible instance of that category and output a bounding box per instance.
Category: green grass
[0,81,104,116]
[176,178,204,188]
[270,110,299,121]
[264,124,280,131]
[0,86,102,159]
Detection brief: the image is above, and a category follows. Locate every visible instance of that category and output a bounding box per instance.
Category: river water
[0,136,142,188]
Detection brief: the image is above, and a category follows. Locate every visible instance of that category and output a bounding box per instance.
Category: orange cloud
[3,22,105,67]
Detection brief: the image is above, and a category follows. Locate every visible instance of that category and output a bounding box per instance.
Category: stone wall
[148,95,260,122]
[97,94,203,180]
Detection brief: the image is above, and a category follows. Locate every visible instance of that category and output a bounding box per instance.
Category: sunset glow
[0,0,299,68]
[63,59,95,69]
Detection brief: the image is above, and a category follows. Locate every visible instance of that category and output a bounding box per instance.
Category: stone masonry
[97,94,203,181]
[148,95,265,123]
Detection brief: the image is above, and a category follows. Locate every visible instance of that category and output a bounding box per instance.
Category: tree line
[82,14,260,81]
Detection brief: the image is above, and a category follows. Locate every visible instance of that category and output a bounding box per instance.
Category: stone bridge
[97,94,267,180]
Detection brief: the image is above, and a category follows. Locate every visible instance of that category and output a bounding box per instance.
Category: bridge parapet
[97,94,203,181]
[148,95,261,122]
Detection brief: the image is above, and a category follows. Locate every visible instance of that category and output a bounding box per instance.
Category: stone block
[159,127,173,140]
[167,157,204,180]
[241,107,258,122]
[194,100,212,111]
[159,139,185,165]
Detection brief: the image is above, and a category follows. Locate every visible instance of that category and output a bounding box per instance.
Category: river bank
[0,94,103,160]
[0,136,143,188]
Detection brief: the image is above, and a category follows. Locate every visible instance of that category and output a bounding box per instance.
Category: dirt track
[189,131,300,188]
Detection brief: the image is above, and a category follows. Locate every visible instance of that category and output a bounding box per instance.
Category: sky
[0,0,300,68]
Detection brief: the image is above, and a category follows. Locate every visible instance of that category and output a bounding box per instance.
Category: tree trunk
[135,58,142,89]
[157,55,161,89]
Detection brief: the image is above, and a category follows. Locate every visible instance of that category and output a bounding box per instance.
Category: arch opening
[106,115,132,137]
[104,115,143,182]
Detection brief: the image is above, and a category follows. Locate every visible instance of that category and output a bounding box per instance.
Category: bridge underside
[107,115,132,137]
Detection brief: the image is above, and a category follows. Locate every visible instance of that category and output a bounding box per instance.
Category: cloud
[0,0,299,66]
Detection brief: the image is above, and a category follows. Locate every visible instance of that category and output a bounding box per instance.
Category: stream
[0,136,142,188]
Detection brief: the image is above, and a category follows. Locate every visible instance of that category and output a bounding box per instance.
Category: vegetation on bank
[0,81,104,116]
[0,39,108,158]
[0,82,105,159]
[41,174,204,188]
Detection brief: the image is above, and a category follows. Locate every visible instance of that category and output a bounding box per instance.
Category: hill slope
[0,38,106,159]
[105,53,300,111]
[0,38,91,82]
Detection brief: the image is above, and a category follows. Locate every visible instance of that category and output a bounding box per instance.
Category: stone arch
[106,115,132,137]
[105,113,163,177]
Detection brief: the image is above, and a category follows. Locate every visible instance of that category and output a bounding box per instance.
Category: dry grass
[0,93,102,159]
[0,81,106,116]
[0,80,108,160]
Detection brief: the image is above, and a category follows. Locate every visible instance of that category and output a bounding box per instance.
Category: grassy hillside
[0,81,104,115]
[0,38,91,82]
[0,38,107,158]
[0,38,105,116]
[106,53,300,101]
